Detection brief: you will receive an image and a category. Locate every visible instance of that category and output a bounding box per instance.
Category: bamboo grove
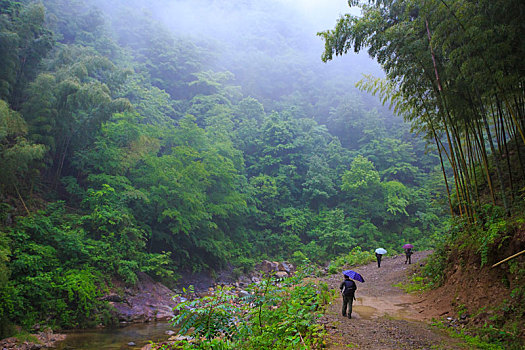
[319,0,525,221]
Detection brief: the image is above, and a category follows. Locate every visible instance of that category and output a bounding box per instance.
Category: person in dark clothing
[404,248,413,264]
[340,275,357,318]
[375,252,382,268]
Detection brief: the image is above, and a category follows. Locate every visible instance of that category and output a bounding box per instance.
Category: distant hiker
[374,248,387,268]
[404,248,413,264]
[375,252,382,268]
[340,275,357,319]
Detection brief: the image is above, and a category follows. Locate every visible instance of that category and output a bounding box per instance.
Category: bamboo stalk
[14,183,30,216]
[492,250,525,268]
[500,108,514,201]
[430,119,454,216]
[473,117,496,205]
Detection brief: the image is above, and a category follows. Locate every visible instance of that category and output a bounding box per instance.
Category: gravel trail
[318,251,467,349]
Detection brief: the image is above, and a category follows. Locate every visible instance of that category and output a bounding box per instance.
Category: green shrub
[168,271,328,349]
[291,250,308,266]
[2,200,170,331]
[422,244,448,288]
[327,246,375,275]
[393,276,427,293]
[433,320,505,350]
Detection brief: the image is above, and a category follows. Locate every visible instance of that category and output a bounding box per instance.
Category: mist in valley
[88,0,384,112]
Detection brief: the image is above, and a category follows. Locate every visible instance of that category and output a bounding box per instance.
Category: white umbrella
[375,248,387,255]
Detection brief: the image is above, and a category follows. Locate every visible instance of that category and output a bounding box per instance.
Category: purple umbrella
[342,270,365,283]
[403,244,414,249]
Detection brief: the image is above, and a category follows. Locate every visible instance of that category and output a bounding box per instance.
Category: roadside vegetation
[155,267,330,349]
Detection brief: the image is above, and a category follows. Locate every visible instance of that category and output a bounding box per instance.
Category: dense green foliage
[161,270,330,349]
[327,246,376,275]
[0,0,448,334]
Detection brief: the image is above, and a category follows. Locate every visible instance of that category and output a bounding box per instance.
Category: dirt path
[318,251,467,349]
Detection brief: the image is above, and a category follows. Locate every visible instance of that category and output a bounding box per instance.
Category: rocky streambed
[110,261,295,324]
[1,260,295,349]
[106,272,179,324]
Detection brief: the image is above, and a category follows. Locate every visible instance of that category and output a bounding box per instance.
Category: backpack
[341,280,356,296]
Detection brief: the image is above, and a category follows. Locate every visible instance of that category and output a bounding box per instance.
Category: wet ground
[319,251,468,349]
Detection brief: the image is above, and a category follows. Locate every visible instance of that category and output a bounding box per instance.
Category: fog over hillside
[95,0,382,85]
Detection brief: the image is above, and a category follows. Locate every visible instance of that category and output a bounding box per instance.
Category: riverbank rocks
[275,271,288,278]
[278,261,294,274]
[260,260,279,273]
[0,329,65,349]
[110,272,178,323]
[258,260,295,278]
[110,260,294,324]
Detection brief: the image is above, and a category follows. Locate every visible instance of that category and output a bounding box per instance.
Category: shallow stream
[54,322,176,350]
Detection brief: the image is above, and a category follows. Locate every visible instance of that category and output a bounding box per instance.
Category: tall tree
[0,100,45,203]
[0,1,53,107]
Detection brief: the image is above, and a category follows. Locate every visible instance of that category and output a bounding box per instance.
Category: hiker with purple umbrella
[403,244,414,264]
[340,270,364,319]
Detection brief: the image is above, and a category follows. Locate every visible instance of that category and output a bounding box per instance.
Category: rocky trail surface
[319,251,468,349]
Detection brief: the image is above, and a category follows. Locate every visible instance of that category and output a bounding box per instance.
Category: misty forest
[0,0,524,349]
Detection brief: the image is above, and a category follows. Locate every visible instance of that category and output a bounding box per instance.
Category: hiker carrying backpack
[340,275,357,319]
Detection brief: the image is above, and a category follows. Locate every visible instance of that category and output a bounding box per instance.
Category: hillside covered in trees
[1,0,523,348]
[0,0,447,333]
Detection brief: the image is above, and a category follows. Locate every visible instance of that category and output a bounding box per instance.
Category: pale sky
[278,0,358,28]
